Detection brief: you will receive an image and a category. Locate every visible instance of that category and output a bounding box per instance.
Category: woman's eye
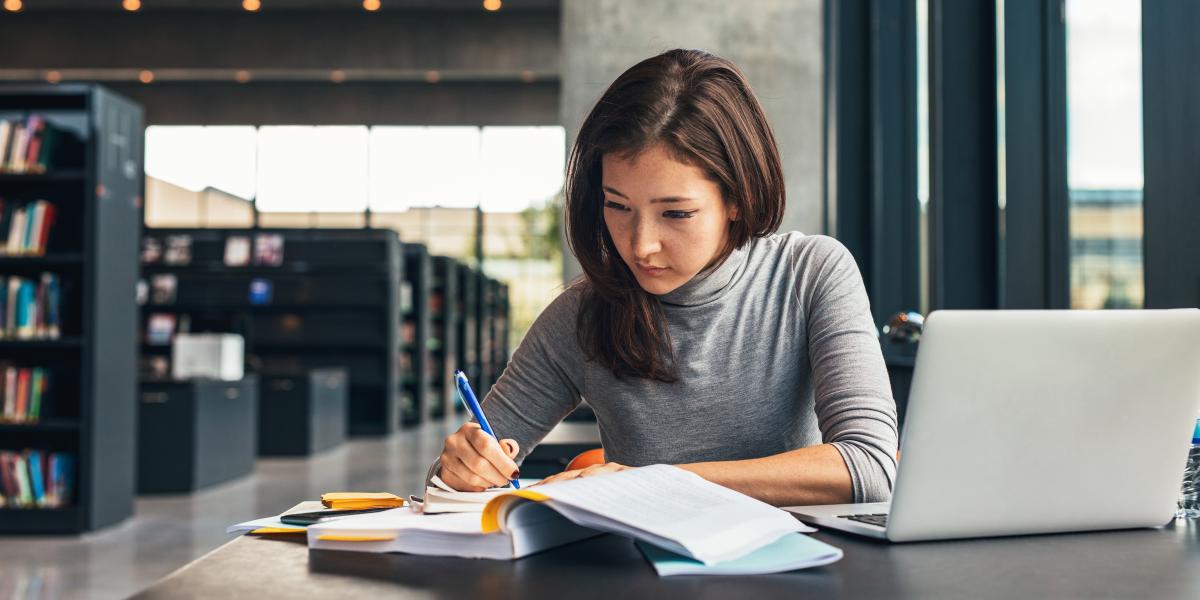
[664,210,697,219]
[603,200,629,211]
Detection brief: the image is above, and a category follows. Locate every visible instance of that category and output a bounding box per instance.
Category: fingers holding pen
[465,425,520,481]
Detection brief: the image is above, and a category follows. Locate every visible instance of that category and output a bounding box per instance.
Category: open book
[309,465,816,566]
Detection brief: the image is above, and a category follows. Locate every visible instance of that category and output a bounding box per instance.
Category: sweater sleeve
[425,284,585,485]
[797,236,899,503]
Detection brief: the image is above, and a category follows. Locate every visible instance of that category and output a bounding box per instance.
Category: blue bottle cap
[1193,418,1200,445]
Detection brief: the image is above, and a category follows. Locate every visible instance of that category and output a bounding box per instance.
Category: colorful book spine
[29,367,45,419]
[0,365,50,423]
[0,450,74,508]
[0,273,62,340]
[0,115,76,174]
[27,450,45,507]
[0,199,56,256]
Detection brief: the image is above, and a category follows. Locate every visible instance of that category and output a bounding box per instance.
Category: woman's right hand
[437,423,520,492]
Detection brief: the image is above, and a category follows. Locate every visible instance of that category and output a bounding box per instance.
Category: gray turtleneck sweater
[454,232,898,503]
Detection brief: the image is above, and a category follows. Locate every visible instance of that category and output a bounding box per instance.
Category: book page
[531,464,812,564]
[429,474,513,500]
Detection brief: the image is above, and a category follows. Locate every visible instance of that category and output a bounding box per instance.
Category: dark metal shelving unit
[138,227,402,437]
[0,84,142,534]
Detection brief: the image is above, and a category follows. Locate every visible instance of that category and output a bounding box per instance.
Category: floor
[0,419,459,600]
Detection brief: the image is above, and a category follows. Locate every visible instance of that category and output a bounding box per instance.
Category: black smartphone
[280,506,394,526]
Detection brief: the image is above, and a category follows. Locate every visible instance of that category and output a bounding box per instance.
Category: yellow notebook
[321,492,405,510]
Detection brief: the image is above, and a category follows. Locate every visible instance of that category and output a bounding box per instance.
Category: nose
[630,216,661,262]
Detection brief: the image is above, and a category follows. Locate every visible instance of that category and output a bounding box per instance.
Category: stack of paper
[419,475,515,514]
[308,508,584,558]
[227,501,323,535]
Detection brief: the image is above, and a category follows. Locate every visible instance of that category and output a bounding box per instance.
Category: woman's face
[601,144,737,296]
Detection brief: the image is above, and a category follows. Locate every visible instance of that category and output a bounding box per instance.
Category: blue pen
[455,370,521,489]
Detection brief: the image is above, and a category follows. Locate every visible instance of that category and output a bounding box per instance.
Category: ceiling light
[3,0,22,12]
[45,71,63,84]
[235,70,251,83]
[363,0,380,11]
[138,70,155,84]
[330,70,347,84]
[243,0,261,12]
[123,0,141,11]
[483,0,501,11]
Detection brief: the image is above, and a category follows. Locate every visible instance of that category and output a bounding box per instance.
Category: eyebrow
[602,185,694,204]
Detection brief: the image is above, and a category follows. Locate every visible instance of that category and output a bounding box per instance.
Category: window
[1065,0,1143,309]
[257,126,369,212]
[144,124,567,348]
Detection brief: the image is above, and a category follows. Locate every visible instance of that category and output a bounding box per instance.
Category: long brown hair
[565,49,785,382]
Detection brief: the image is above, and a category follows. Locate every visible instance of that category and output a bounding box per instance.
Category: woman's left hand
[532,462,632,486]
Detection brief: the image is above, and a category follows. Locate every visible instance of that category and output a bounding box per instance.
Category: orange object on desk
[565,448,605,471]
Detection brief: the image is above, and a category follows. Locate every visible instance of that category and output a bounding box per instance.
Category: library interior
[0,1,1199,599]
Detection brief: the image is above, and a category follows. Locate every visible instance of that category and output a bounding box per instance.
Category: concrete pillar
[560,0,825,281]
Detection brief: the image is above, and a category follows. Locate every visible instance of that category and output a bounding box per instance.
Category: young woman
[431,49,897,507]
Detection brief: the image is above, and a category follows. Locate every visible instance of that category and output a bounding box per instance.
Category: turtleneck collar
[656,240,752,307]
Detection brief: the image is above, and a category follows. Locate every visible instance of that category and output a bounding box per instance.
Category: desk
[135,519,1200,599]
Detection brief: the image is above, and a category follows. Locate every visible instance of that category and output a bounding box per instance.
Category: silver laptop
[786,309,1200,542]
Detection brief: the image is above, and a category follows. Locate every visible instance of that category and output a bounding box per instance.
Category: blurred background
[0,1,1195,598]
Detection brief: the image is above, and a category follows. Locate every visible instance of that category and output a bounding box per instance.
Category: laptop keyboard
[839,513,889,528]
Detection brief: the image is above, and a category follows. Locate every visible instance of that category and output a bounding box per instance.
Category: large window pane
[257,126,369,212]
[145,126,257,199]
[144,126,258,227]
[1065,0,1144,309]
[367,126,481,211]
[479,126,566,213]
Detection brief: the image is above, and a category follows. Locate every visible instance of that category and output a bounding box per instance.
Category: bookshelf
[428,255,459,419]
[455,261,481,411]
[139,227,402,436]
[492,279,511,380]
[400,243,432,426]
[0,84,142,533]
[476,276,511,399]
[477,276,495,400]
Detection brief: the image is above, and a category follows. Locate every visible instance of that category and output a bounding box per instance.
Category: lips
[636,263,668,276]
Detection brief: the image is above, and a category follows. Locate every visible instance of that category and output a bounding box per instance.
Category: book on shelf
[139,355,170,380]
[249,278,273,305]
[224,235,251,267]
[0,365,50,423]
[145,312,177,346]
[253,233,284,266]
[141,236,163,264]
[0,115,83,175]
[0,199,57,257]
[163,235,192,266]
[400,282,413,314]
[0,449,74,509]
[150,274,177,305]
[0,272,61,340]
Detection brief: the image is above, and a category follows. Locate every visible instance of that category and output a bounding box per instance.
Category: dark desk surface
[136,519,1200,599]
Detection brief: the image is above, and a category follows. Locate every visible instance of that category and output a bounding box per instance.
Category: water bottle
[1177,417,1200,519]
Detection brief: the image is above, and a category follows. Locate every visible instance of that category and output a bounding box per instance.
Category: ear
[727,202,740,222]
